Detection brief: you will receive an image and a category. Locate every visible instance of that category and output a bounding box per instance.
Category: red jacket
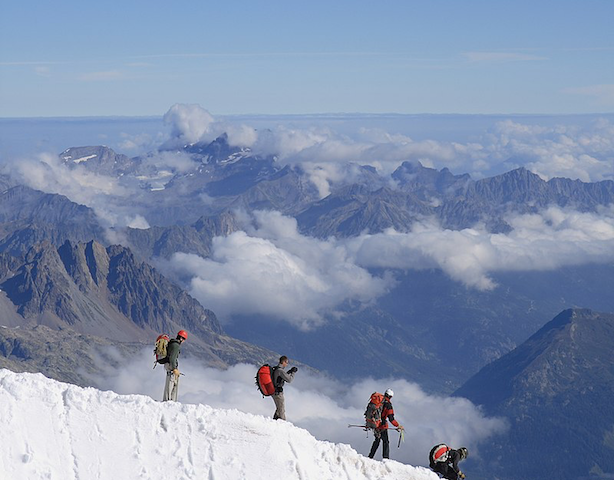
[377,400,400,430]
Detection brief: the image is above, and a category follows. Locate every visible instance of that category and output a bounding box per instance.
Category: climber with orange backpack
[367,389,404,460]
[156,330,188,402]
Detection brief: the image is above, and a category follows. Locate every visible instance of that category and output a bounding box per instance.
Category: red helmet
[177,330,188,340]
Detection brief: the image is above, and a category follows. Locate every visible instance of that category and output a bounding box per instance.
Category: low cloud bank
[161,206,614,327]
[163,210,392,329]
[92,349,507,467]
[349,205,614,290]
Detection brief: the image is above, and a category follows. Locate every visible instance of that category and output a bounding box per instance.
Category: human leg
[368,434,381,458]
[273,392,286,420]
[381,430,390,458]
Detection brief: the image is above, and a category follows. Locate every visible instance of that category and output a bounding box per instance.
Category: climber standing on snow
[368,388,404,460]
[272,355,297,420]
[161,330,187,402]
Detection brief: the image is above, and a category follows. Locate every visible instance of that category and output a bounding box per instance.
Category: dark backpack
[364,392,385,430]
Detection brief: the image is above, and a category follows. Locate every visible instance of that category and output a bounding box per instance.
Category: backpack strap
[272,366,284,393]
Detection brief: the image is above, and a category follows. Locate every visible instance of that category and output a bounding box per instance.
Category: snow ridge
[0,370,437,480]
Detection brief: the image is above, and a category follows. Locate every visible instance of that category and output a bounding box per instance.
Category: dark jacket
[377,399,400,430]
[166,338,181,370]
[429,446,462,476]
[272,364,295,393]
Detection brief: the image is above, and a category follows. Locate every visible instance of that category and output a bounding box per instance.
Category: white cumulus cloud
[163,210,392,329]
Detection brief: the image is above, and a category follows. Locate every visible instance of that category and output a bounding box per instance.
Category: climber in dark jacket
[429,445,468,480]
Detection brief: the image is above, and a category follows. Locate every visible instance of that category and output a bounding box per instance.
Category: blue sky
[1,0,613,117]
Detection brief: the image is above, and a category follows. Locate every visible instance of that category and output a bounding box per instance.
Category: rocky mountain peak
[60,146,136,176]
[455,308,614,480]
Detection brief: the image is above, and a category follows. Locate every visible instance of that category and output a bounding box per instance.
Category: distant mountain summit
[456,308,614,480]
[60,145,138,176]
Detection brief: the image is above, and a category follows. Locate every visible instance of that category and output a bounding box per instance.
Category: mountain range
[1,133,613,480]
[0,239,273,386]
[2,136,614,392]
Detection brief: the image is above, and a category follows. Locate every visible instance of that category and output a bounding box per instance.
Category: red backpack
[364,392,385,429]
[255,364,277,396]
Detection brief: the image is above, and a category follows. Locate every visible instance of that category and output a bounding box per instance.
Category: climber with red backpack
[429,444,468,479]
[255,355,297,420]
[367,388,404,460]
[155,330,188,402]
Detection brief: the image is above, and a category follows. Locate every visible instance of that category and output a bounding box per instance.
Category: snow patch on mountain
[0,369,437,480]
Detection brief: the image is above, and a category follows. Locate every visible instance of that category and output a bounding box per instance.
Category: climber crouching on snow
[272,355,297,420]
[429,444,468,479]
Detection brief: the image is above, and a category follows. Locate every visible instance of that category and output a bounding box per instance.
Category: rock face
[0,324,143,386]
[0,240,222,341]
[455,309,614,480]
[0,185,104,257]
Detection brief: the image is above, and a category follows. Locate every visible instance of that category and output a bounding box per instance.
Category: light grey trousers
[163,367,180,402]
[273,391,286,420]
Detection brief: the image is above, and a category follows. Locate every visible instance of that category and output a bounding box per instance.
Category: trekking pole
[397,428,405,448]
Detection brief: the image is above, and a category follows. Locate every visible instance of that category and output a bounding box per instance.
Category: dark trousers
[433,463,459,480]
[368,429,390,459]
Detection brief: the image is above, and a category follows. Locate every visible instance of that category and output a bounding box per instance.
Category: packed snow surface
[0,369,438,480]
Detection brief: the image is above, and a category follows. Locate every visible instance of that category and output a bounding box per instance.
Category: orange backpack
[364,392,385,429]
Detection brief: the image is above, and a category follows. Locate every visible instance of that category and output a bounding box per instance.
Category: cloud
[140,150,199,174]
[92,348,508,467]
[159,204,614,329]
[163,104,216,146]
[462,52,546,62]
[10,152,128,204]
[563,84,614,107]
[348,205,614,290]
[162,104,257,149]
[125,214,150,229]
[482,119,614,182]
[5,152,156,231]
[159,104,614,188]
[118,131,165,153]
[78,70,124,81]
[34,66,51,77]
[162,210,392,329]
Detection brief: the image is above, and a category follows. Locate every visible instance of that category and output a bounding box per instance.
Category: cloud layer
[93,349,507,467]
[161,206,614,327]
[164,210,392,329]
[162,104,614,196]
[349,205,614,290]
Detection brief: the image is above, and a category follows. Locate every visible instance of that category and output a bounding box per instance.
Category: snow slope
[0,369,438,480]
